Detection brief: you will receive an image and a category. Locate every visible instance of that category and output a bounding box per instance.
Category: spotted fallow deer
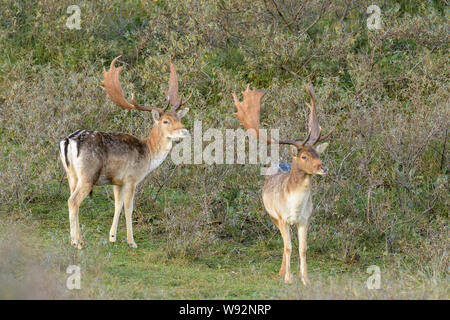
[59,56,191,249]
[232,81,333,284]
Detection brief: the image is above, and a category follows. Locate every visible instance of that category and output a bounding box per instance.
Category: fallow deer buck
[232,81,333,284]
[59,56,190,249]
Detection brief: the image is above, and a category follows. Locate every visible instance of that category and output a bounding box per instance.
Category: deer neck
[145,125,173,158]
[287,165,312,193]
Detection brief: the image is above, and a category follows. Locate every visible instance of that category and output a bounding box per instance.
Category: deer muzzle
[317,165,328,175]
[170,128,189,140]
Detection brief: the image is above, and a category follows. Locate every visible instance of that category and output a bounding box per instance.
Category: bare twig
[287,1,307,27]
[339,0,352,25]
[152,165,178,201]
[266,0,293,32]
[440,128,447,171]
[299,2,330,36]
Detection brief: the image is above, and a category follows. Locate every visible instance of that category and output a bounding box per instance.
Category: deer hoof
[71,240,83,250]
[284,273,293,284]
[301,276,311,286]
[128,241,138,248]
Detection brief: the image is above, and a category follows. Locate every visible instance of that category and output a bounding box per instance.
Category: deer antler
[103,56,165,114]
[232,85,270,142]
[304,80,334,145]
[166,60,179,107]
[232,85,310,148]
[166,60,191,111]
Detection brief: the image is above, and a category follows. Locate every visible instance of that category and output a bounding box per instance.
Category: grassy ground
[1,187,446,299]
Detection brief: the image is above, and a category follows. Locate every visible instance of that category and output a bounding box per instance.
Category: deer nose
[321,165,328,174]
[176,129,189,138]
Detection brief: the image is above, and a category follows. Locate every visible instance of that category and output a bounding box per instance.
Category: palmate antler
[166,61,192,110]
[303,82,334,145]
[232,81,333,149]
[232,85,270,142]
[103,56,190,114]
[232,85,310,148]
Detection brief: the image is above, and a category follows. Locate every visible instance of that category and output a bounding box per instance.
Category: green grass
[1,191,446,299]
[24,194,332,299]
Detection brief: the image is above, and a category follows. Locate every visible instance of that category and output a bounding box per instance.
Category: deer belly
[96,176,112,185]
[285,192,312,224]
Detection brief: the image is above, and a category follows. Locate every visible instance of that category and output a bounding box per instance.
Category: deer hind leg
[279,220,293,284]
[123,183,137,248]
[269,216,286,277]
[67,170,78,195]
[68,180,92,249]
[109,185,124,242]
[65,171,78,243]
[297,223,310,286]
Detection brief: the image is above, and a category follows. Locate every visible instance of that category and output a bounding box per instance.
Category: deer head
[103,56,191,140]
[232,81,333,175]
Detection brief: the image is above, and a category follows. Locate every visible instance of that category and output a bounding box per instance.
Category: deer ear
[290,145,299,157]
[151,110,160,122]
[315,142,329,154]
[177,107,189,118]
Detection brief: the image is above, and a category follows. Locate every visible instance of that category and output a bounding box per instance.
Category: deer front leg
[109,185,124,242]
[297,223,310,286]
[279,221,293,284]
[269,216,286,277]
[123,183,137,248]
[279,249,286,277]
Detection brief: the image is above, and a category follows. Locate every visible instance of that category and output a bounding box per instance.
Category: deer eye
[301,155,307,160]
[163,120,169,124]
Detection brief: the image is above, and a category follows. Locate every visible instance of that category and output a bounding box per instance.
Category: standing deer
[232,81,333,284]
[59,56,190,249]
